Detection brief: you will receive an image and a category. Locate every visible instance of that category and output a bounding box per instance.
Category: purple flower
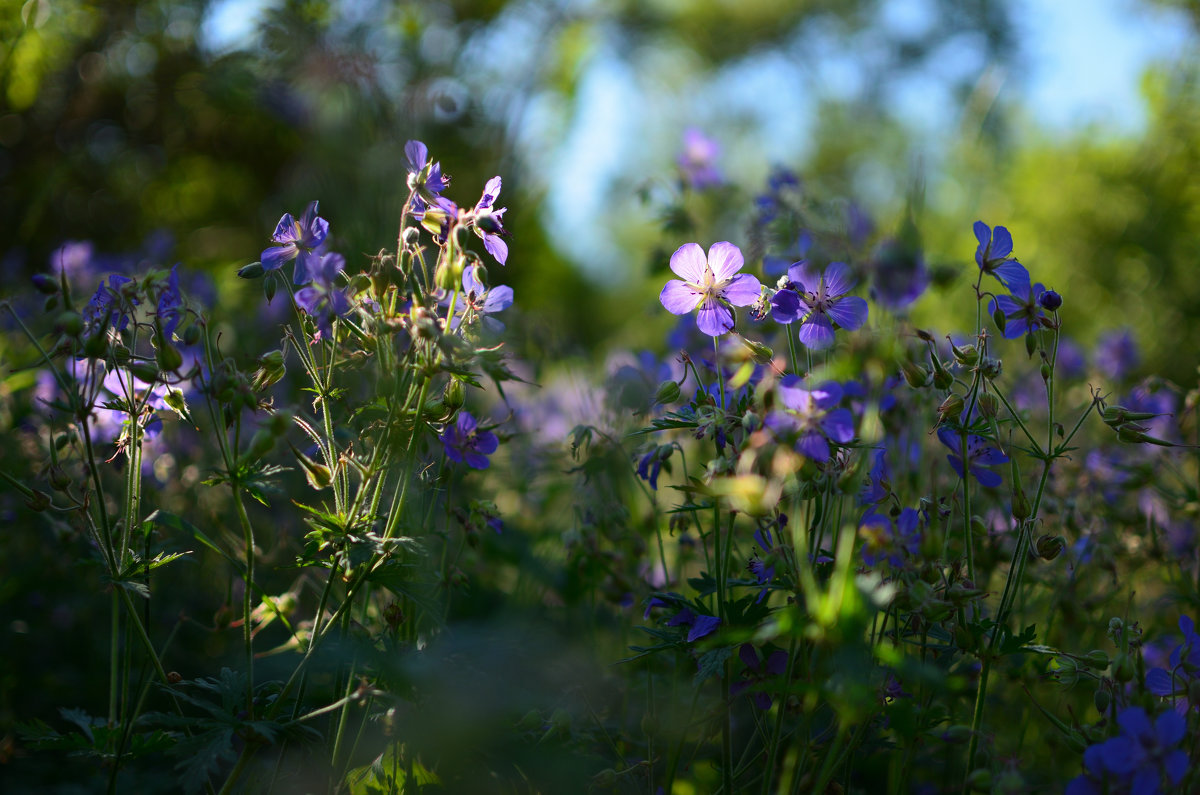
[869,237,930,310]
[452,264,513,332]
[973,221,1030,292]
[262,200,329,285]
[766,377,855,462]
[936,426,1009,488]
[440,411,499,470]
[1146,616,1200,713]
[156,264,183,337]
[666,607,721,642]
[1096,328,1140,381]
[1066,707,1188,795]
[730,644,788,709]
[472,176,508,265]
[770,262,868,350]
[991,281,1048,338]
[294,252,351,338]
[660,242,762,337]
[1040,289,1062,310]
[677,128,722,189]
[404,139,450,196]
[82,273,137,333]
[413,196,460,241]
[637,445,672,491]
[860,508,921,568]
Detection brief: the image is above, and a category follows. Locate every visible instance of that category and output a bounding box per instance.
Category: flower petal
[770,289,803,324]
[271,213,299,244]
[262,244,297,272]
[660,280,702,315]
[1146,667,1177,696]
[722,273,761,306]
[991,226,1013,259]
[707,241,744,282]
[970,465,1003,488]
[405,140,429,171]
[483,233,508,265]
[787,261,819,293]
[826,296,868,330]
[822,408,856,444]
[482,285,514,313]
[797,315,835,349]
[796,432,831,462]
[695,296,735,336]
[822,262,856,298]
[669,243,708,282]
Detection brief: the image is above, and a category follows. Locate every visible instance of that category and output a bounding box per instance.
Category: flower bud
[977,391,999,419]
[1093,688,1111,714]
[83,331,108,359]
[979,357,1002,380]
[156,340,183,373]
[992,307,1007,334]
[237,262,265,279]
[936,394,965,425]
[654,380,681,405]
[951,344,979,367]
[1081,650,1109,670]
[743,338,774,365]
[443,379,465,410]
[131,361,160,384]
[1034,534,1065,560]
[931,357,954,390]
[48,465,71,491]
[183,325,202,346]
[1011,486,1031,520]
[56,311,83,337]
[1039,289,1062,311]
[900,359,930,388]
[1040,363,1052,381]
[1025,332,1038,358]
[32,273,59,295]
[291,445,332,490]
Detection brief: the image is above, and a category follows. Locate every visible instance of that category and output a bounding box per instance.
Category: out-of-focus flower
[660,242,761,337]
[1096,328,1140,381]
[859,508,921,568]
[1146,615,1200,713]
[440,411,499,470]
[869,237,929,310]
[766,377,855,462]
[156,264,183,337]
[1065,707,1188,795]
[770,262,868,350]
[937,426,1008,488]
[262,201,329,285]
[677,128,722,190]
[82,274,137,333]
[294,252,351,338]
[730,644,788,709]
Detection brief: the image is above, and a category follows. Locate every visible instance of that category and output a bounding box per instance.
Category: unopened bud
[979,357,1002,380]
[900,359,930,388]
[237,261,265,279]
[32,273,59,295]
[1081,650,1109,670]
[1093,688,1111,714]
[443,379,465,410]
[1025,332,1038,358]
[1040,363,1052,381]
[744,338,774,365]
[654,380,681,404]
[992,307,1007,334]
[48,466,71,491]
[1034,534,1066,560]
[156,340,183,373]
[182,325,201,346]
[977,392,999,419]
[1039,290,1062,311]
[937,394,965,424]
[951,344,979,366]
[130,362,160,384]
[291,446,332,490]
[25,489,51,512]
[1012,488,1031,520]
[56,311,83,337]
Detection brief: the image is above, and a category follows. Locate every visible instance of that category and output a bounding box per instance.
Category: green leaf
[694,646,735,686]
[173,728,236,794]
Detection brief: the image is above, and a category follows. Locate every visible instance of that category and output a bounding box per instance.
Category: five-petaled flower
[473,176,508,265]
[991,281,1049,338]
[451,264,513,333]
[973,221,1030,291]
[660,242,761,337]
[1066,706,1188,795]
[765,377,855,462]
[937,426,1009,488]
[404,139,450,197]
[263,201,329,285]
[294,252,351,339]
[440,411,499,470]
[770,261,868,350]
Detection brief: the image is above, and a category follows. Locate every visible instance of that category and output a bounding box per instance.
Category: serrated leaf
[173,727,236,794]
[694,646,734,686]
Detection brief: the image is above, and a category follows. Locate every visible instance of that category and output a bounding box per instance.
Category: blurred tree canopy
[0,0,1197,378]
